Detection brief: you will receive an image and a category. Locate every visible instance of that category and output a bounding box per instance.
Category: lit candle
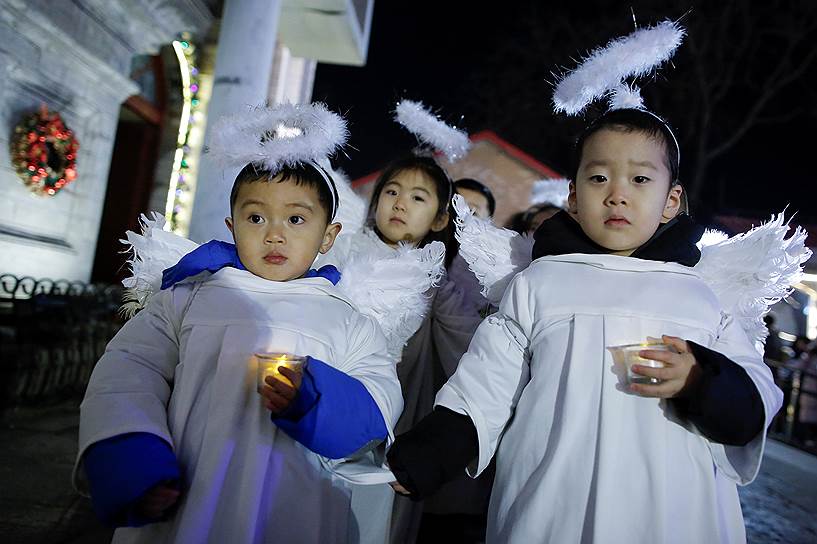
[256,352,306,391]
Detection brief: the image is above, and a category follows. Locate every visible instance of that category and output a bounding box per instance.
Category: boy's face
[568,128,682,256]
[226,176,341,281]
[456,187,491,219]
[375,169,448,246]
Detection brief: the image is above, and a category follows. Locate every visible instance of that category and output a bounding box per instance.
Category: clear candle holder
[255,352,306,391]
[607,343,672,385]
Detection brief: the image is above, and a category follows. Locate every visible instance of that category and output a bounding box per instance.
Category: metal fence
[768,358,817,454]
[0,274,124,408]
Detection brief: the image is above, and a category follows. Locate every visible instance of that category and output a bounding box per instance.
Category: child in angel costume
[386,21,809,543]
[319,150,455,544]
[329,100,494,543]
[315,101,476,444]
[73,103,445,544]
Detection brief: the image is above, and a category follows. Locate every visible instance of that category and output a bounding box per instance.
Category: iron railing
[0,274,124,408]
[768,358,817,454]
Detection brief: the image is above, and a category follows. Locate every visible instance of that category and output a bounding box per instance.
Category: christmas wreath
[10,106,79,196]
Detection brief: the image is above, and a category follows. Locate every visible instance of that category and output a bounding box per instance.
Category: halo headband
[207,102,347,221]
[552,20,685,116]
[207,102,348,174]
[553,20,685,178]
[587,108,681,172]
[311,161,340,221]
[640,109,680,166]
[394,99,471,163]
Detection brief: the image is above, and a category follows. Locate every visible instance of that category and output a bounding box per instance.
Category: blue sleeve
[83,432,181,527]
[302,265,341,285]
[161,240,244,290]
[272,356,389,459]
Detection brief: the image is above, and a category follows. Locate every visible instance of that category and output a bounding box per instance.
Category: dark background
[313,1,817,223]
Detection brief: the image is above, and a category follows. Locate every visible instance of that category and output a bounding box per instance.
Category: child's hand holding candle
[256,353,306,415]
[627,335,702,398]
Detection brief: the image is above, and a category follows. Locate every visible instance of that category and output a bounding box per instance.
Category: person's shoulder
[524,256,566,273]
[517,254,582,282]
[143,280,197,313]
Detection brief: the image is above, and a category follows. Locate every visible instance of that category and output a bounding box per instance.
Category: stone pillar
[268,42,317,105]
[187,0,282,244]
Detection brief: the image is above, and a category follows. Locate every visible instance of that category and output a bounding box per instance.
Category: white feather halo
[394,99,471,162]
[530,178,571,208]
[553,20,685,116]
[608,84,646,111]
[206,102,348,172]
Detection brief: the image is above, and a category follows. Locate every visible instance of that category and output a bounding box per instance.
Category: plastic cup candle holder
[607,343,672,385]
[255,352,306,391]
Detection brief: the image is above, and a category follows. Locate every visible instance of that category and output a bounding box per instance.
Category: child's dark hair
[366,155,453,249]
[507,203,561,234]
[572,108,680,186]
[229,162,337,223]
[454,178,496,217]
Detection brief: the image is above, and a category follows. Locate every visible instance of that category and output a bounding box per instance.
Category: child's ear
[225,217,234,235]
[319,222,342,254]
[567,181,578,214]
[661,184,683,222]
[430,211,450,233]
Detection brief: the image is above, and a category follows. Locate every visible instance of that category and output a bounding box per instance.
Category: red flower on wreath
[9,105,79,196]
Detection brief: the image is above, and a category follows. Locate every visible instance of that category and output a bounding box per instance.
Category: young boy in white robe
[386,107,783,543]
[74,159,403,543]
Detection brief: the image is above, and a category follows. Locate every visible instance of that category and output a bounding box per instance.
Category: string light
[164,35,210,234]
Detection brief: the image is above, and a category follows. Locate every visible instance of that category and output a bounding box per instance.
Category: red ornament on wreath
[9,104,79,196]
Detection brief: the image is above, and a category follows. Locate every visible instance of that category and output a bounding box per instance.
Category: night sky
[313,1,817,224]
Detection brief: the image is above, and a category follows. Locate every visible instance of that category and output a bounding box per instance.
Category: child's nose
[393,197,407,211]
[606,193,628,206]
[606,181,629,206]
[264,223,286,243]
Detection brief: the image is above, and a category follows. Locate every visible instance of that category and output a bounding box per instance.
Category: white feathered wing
[452,194,533,305]
[119,213,199,317]
[694,213,812,355]
[335,241,445,360]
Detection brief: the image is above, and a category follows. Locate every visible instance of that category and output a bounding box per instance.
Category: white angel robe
[436,254,782,544]
[75,268,403,544]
